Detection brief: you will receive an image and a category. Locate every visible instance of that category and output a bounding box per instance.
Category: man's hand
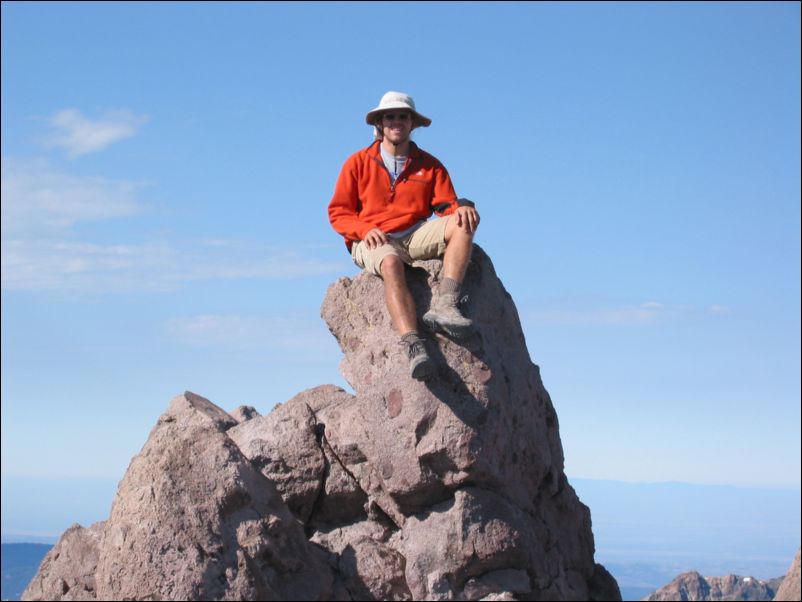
[454,205,480,233]
[363,228,389,250]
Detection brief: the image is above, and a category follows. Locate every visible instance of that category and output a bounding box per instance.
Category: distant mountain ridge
[644,571,782,601]
[644,549,800,601]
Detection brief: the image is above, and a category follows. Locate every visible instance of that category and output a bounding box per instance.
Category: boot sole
[411,356,435,381]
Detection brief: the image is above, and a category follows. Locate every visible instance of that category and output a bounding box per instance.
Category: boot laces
[438,292,469,308]
[405,339,427,360]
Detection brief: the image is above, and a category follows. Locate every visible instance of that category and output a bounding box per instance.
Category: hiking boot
[423,292,473,339]
[405,336,435,381]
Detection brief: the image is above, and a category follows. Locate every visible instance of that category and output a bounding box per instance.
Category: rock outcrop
[24,392,335,601]
[644,571,784,601]
[23,245,619,601]
[20,522,104,601]
[774,548,801,601]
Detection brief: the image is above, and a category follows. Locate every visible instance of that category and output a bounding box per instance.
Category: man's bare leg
[380,255,417,335]
[442,217,476,284]
[422,217,477,338]
[381,255,434,380]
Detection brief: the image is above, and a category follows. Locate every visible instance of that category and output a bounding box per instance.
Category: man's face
[380,110,414,144]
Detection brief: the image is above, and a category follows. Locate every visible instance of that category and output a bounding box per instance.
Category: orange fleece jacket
[328,141,458,250]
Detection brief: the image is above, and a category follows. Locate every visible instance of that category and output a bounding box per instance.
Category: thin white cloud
[527,301,682,326]
[165,313,333,353]
[710,304,734,315]
[178,246,344,281]
[1,158,341,293]
[527,300,735,326]
[43,108,149,158]
[1,239,175,292]
[1,238,342,293]
[1,157,145,235]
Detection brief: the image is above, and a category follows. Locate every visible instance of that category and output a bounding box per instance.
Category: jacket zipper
[370,149,415,194]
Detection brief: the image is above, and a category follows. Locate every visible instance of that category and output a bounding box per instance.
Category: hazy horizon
[3,474,798,597]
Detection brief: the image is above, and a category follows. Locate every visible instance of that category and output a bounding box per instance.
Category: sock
[401,331,422,345]
[439,277,461,296]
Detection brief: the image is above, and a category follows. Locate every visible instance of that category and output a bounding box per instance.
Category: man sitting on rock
[328,91,480,381]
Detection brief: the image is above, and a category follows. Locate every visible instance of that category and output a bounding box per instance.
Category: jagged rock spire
[24,246,620,601]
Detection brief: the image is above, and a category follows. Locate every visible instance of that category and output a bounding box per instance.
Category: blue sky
[2,1,800,539]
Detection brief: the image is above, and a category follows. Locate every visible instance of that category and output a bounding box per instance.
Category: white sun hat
[365,91,432,127]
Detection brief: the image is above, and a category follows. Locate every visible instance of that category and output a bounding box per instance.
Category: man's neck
[381,138,411,156]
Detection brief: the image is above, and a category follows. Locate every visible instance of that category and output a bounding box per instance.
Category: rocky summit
[643,571,785,601]
[23,245,620,601]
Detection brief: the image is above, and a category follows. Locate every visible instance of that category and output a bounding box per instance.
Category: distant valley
[1,544,51,601]
[571,478,800,595]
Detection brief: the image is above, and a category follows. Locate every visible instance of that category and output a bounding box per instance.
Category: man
[328,91,480,381]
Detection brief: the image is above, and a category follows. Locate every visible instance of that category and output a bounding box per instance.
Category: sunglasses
[382,113,412,122]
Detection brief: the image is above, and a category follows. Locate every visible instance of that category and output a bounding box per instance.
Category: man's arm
[328,157,377,244]
[429,163,459,216]
[430,164,479,233]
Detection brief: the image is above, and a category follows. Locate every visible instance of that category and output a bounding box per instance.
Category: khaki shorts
[351,216,450,276]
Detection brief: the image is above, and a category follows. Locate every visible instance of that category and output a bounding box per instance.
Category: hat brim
[365,105,431,127]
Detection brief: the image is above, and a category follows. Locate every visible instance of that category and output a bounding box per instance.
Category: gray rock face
[22,522,104,601]
[774,548,801,601]
[230,404,260,423]
[316,246,618,600]
[23,246,619,601]
[645,570,783,601]
[24,392,335,601]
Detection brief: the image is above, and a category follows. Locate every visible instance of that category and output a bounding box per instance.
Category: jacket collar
[367,139,421,160]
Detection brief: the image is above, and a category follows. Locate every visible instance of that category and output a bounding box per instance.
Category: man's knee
[447,227,475,247]
[379,254,405,279]
[445,218,477,243]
